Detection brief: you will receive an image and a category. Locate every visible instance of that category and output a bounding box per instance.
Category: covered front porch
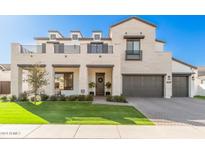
[11,64,120,97]
[87,65,113,96]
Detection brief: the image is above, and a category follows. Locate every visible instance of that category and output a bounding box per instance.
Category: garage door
[122,75,164,97]
[172,75,188,97]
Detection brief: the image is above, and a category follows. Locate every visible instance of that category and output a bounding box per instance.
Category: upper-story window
[72,34,78,40]
[90,43,103,53]
[94,34,101,40]
[87,43,113,54]
[126,39,142,60]
[50,34,56,39]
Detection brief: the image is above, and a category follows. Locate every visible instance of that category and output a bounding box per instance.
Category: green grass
[0,101,153,125]
[194,95,205,100]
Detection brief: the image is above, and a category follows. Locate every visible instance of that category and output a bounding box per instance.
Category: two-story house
[11,17,198,98]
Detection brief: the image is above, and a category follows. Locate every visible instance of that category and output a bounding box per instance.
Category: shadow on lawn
[17,101,149,125]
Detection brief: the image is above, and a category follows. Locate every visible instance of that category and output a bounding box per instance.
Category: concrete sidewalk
[1,124,205,138]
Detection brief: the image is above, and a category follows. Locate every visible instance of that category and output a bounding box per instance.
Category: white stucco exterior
[0,70,10,81]
[10,17,198,98]
[172,59,198,97]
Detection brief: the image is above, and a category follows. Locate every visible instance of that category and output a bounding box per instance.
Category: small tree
[25,64,49,102]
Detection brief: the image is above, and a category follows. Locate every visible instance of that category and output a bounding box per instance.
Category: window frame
[50,34,56,40]
[94,34,101,40]
[126,39,142,61]
[72,34,78,40]
[90,42,103,53]
[55,72,74,90]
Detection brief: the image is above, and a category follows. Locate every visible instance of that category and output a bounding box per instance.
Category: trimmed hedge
[18,92,29,101]
[106,95,127,103]
[0,94,94,102]
[48,95,93,102]
[40,94,49,101]
[0,96,8,102]
[9,95,17,102]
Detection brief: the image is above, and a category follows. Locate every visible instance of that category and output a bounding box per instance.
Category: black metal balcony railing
[87,44,113,54]
[21,45,45,54]
[54,45,80,54]
[126,50,142,60]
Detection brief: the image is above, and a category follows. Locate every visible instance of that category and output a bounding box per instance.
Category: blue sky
[0,15,204,66]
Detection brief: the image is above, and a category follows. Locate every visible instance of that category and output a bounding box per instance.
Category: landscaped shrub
[30,95,41,102]
[48,95,57,101]
[106,95,127,103]
[66,95,78,101]
[18,92,28,101]
[9,95,17,102]
[85,95,94,101]
[65,95,93,101]
[78,95,86,101]
[46,95,93,102]
[0,96,8,102]
[57,95,66,101]
[30,96,35,102]
[40,94,49,101]
[106,95,113,102]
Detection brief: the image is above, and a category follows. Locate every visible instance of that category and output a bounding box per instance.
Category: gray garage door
[122,75,164,97]
[172,75,188,97]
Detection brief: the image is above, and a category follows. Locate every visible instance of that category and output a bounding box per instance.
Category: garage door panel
[172,76,188,97]
[123,75,164,97]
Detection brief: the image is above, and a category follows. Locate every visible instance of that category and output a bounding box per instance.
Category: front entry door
[96,73,105,96]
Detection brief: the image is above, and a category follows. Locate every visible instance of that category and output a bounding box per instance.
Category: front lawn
[194,95,205,100]
[0,101,153,125]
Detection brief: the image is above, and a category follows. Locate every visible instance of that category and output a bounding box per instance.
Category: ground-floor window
[55,72,73,90]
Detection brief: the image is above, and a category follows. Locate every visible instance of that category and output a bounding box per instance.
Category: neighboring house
[0,64,11,95]
[11,17,198,98]
[197,67,205,96]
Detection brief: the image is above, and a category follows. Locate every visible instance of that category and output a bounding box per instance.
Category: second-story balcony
[125,50,142,60]
[54,44,80,54]
[87,43,113,54]
[21,45,45,54]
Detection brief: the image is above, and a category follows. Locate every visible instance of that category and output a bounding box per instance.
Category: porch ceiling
[52,64,80,68]
[86,64,114,68]
[17,64,46,68]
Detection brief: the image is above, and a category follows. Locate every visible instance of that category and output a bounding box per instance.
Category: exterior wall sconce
[192,76,195,80]
[167,75,171,80]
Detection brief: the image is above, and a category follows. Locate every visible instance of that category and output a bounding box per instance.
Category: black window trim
[88,42,103,53]
[50,34,57,39]
[126,39,142,61]
[55,72,74,90]
[94,34,101,40]
[72,34,78,40]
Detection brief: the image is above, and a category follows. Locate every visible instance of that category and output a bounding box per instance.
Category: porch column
[112,65,122,95]
[79,64,88,95]
[11,65,22,97]
[45,64,55,95]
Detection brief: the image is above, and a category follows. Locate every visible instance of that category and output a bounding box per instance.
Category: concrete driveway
[128,97,205,126]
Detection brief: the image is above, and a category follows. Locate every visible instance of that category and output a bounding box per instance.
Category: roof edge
[110,16,157,29]
[48,30,64,38]
[172,57,197,69]
[34,37,49,40]
[156,39,166,43]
